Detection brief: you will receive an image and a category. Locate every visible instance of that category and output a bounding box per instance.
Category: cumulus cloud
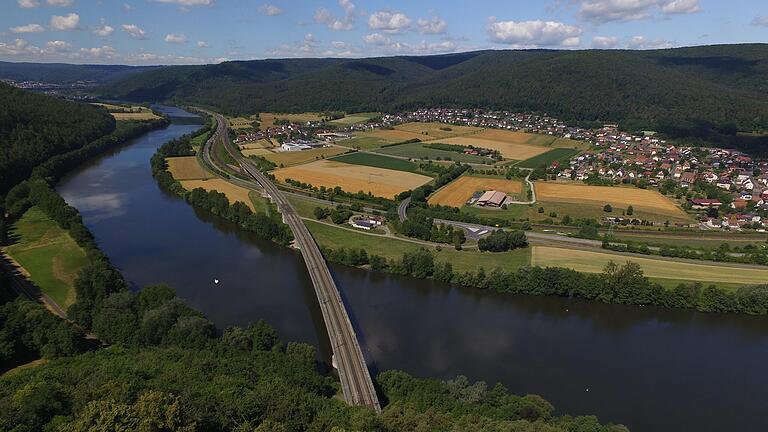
[164,33,188,44]
[578,0,701,23]
[314,0,356,30]
[10,24,46,33]
[45,39,71,51]
[417,16,447,34]
[368,11,412,34]
[47,0,74,6]
[94,20,114,37]
[752,16,768,27]
[258,3,282,16]
[362,33,390,46]
[487,19,582,47]
[122,24,147,39]
[50,13,79,31]
[628,35,674,49]
[153,0,213,5]
[17,0,39,8]
[592,35,619,48]
[197,40,209,48]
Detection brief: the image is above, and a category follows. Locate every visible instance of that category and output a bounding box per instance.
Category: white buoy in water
[214,279,220,285]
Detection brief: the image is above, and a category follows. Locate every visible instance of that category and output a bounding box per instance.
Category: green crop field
[516,148,581,169]
[4,207,89,308]
[329,112,380,125]
[305,220,531,274]
[375,142,494,164]
[330,152,424,174]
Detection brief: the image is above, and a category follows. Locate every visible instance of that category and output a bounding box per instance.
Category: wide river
[57,108,768,431]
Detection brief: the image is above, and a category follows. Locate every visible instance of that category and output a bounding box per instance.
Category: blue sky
[1,0,767,65]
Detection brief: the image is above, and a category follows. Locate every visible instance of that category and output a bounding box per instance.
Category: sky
[1,0,767,65]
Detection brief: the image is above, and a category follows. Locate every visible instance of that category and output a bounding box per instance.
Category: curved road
[203,113,381,412]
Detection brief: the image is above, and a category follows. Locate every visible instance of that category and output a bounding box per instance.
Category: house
[351,220,374,230]
[680,172,697,185]
[689,198,722,209]
[731,199,748,210]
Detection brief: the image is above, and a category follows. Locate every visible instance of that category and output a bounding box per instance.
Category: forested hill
[99,44,768,135]
[0,61,157,84]
[0,83,116,193]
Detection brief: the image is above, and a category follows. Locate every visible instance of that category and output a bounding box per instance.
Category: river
[57,107,768,431]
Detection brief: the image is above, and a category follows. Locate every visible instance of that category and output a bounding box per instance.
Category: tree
[626,205,634,216]
[603,204,613,213]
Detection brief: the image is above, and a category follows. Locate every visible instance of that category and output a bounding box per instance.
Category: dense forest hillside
[0,83,116,193]
[98,44,768,139]
[0,61,157,84]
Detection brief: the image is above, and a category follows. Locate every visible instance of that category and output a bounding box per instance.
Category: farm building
[350,216,384,230]
[476,190,507,207]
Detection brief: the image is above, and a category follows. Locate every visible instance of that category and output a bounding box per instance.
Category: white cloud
[487,19,582,47]
[258,3,282,16]
[50,13,79,31]
[417,16,447,34]
[122,24,147,39]
[18,0,39,8]
[10,24,46,33]
[153,0,213,5]
[197,40,209,48]
[578,0,701,23]
[45,39,71,51]
[164,33,188,44]
[331,41,347,49]
[0,39,42,56]
[94,19,114,37]
[363,33,390,46]
[79,45,117,60]
[314,0,356,30]
[628,35,674,49]
[47,0,74,6]
[368,11,412,34]
[592,36,619,48]
[752,16,768,27]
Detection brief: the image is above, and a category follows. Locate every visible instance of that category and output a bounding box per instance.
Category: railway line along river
[57,107,768,432]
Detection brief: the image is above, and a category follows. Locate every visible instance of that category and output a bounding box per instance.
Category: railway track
[202,113,381,411]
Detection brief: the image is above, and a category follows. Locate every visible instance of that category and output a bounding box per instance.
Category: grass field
[264,147,348,167]
[92,103,160,121]
[166,156,214,180]
[274,160,432,198]
[343,129,425,149]
[190,130,210,151]
[535,182,691,222]
[394,122,483,140]
[242,148,273,157]
[4,207,89,308]
[228,116,258,130]
[331,152,423,174]
[429,176,524,207]
[305,220,531,274]
[328,112,380,125]
[240,139,274,150]
[180,179,258,211]
[111,112,161,121]
[531,246,768,289]
[424,136,549,160]
[259,112,323,129]
[516,148,581,169]
[375,142,492,164]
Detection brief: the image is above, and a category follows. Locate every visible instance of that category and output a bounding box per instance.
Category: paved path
[204,113,381,412]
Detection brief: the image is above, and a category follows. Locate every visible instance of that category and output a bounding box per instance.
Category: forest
[0,83,117,193]
[97,44,768,147]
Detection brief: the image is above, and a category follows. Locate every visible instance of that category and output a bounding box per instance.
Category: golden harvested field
[259,112,323,129]
[472,129,587,150]
[429,176,524,207]
[242,148,273,157]
[360,129,425,141]
[535,183,687,219]
[264,147,348,167]
[394,122,483,139]
[166,156,214,180]
[425,136,549,160]
[532,246,768,286]
[180,179,257,211]
[111,112,161,121]
[274,159,432,198]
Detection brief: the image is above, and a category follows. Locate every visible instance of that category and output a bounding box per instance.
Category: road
[203,113,381,412]
[397,197,411,222]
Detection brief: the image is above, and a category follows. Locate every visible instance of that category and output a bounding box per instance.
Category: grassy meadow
[375,142,493,164]
[330,152,423,174]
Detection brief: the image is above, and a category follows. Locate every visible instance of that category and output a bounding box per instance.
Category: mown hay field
[264,147,348,167]
[331,152,422,174]
[4,207,88,308]
[111,112,161,121]
[394,122,483,139]
[228,116,258,130]
[166,156,214,180]
[535,183,688,219]
[240,139,274,150]
[429,176,524,207]
[259,112,323,129]
[472,129,588,150]
[242,148,273,157]
[424,136,548,160]
[180,179,258,210]
[274,159,431,198]
[531,246,768,287]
